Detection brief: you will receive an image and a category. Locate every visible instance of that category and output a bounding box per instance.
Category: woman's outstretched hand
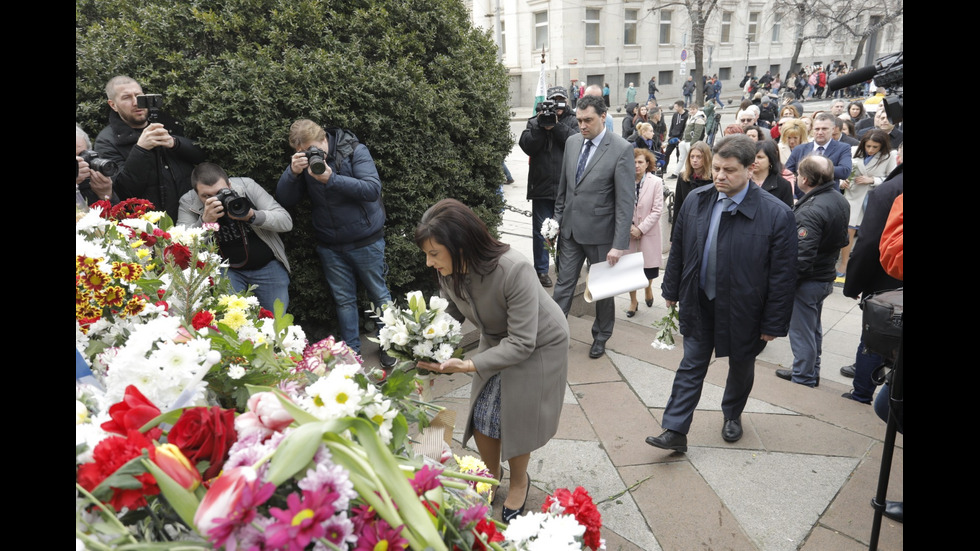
[416,358,475,373]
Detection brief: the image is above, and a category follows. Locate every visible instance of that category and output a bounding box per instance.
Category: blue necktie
[704,197,734,300]
[576,140,593,183]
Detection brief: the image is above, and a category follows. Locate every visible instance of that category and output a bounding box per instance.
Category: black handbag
[861,288,903,364]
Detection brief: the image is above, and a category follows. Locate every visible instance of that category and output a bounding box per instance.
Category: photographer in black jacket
[518,86,579,287]
[95,76,206,220]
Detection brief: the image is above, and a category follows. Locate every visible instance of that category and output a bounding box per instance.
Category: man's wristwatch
[247,213,257,224]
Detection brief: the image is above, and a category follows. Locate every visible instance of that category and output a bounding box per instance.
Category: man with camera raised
[95,76,205,220]
[519,86,579,287]
[276,119,395,367]
[76,124,117,206]
[178,162,293,312]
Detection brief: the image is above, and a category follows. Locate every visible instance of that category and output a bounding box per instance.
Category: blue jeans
[850,339,882,403]
[227,260,290,313]
[315,239,392,352]
[788,280,832,387]
[531,199,555,275]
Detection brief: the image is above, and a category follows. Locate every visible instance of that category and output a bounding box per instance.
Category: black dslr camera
[136,94,164,123]
[536,100,558,126]
[215,188,252,218]
[77,149,119,178]
[303,146,328,175]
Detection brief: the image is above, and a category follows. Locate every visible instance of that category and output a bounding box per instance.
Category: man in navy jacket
[785,113,852,198]
[647,135,797,452]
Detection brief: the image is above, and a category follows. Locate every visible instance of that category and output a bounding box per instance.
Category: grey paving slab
[574,380,664,467]
[620,462,755,551]
[687,447,859,551]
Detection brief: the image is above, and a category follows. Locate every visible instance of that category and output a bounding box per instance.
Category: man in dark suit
[646,135,797,452]
[785,113,852,198]
[552,95,635,359]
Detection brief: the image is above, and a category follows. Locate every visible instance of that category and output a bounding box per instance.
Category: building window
[625,72,640,89]
[771,13,781,42]
[719,67,731,81]
[769,64,780,78]
[624,9,638,45]
[500,20,506,55]
[658,70,673,86]
[659,10,672,44]
[586,9,601,46]
[748,12,759,43]
[721,11,732,43]
[534,11,548,51]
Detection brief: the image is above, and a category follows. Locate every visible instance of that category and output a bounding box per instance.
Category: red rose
[101,385,163,441]
[168,407,237,480]
[259,308,274,319]
[192,310,215,330]
[77,430,159,511]
[164,243,192,269]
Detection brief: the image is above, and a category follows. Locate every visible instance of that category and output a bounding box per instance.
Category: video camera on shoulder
[536,100,558,126]
[136,94,164,123]
[214,188,253,219]
[76,149,118,178]
[303,146,328,175]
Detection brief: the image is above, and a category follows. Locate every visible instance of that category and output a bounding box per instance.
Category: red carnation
[77,430,159,511]
[472,517,505,550]
[101,385,163,441]
[192,310,215,330]
[168,407,237,481]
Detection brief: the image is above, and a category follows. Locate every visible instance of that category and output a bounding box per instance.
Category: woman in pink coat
[626,148,664,317]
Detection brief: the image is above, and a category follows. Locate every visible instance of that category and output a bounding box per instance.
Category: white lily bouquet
[541,217,560,264]
[371,291,463,375]
[651,304,679,350]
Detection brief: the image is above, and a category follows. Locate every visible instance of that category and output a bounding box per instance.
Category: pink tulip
[194,467,257,535]
[248,392,294,432]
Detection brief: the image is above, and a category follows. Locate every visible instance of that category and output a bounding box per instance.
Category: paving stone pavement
[367,98,903,549]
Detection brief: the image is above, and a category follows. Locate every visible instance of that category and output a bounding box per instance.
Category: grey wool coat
[441,248,570,461]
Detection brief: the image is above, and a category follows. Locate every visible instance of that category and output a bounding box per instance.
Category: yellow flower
[135,248,151,260]
[131,239,145,249]
[220,309,249,331]
[141,211,163,223]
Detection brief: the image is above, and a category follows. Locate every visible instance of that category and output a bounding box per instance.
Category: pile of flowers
[75,201,604,550]
[504,487,605,551]
[372,291,463,368]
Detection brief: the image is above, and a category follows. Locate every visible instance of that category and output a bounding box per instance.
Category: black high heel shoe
[502,474,530,524]
[626,301,638,318]
[645,289,654,307]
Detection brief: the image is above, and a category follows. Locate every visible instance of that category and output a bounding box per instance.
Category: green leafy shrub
[77,0,511,340]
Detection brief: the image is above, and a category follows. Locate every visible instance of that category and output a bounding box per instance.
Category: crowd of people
[77,70,903,526]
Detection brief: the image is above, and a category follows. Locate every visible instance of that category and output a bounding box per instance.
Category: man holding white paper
[552,95,635,359]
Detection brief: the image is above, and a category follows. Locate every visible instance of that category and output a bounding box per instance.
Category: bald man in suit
[553,94,635,359]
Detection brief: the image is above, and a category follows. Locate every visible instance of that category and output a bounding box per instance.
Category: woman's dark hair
[415,199,510,297]
[848,101,866,120]
[854,129,893,165]
[744,125,769,142]
[756,139,783,176]
[841,118,856,137]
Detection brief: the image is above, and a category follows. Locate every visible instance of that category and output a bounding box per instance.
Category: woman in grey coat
[415,199,570,523]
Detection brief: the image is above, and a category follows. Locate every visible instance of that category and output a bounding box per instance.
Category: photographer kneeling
[178,162,293,311]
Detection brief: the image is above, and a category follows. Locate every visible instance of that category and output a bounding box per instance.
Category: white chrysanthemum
[412,340,434,359]
[228,364,246,380]
[168,225,207,246]
[281,325,307,353]
[364,399,397,444]
[76,207,113,233]
[304,376,364,420]
[433,343,455,363]
[503,512,548,543]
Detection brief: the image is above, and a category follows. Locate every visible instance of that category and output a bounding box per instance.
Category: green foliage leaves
[77,0,511,339]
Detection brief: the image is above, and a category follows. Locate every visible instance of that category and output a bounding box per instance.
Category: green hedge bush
[76,0,511,341]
